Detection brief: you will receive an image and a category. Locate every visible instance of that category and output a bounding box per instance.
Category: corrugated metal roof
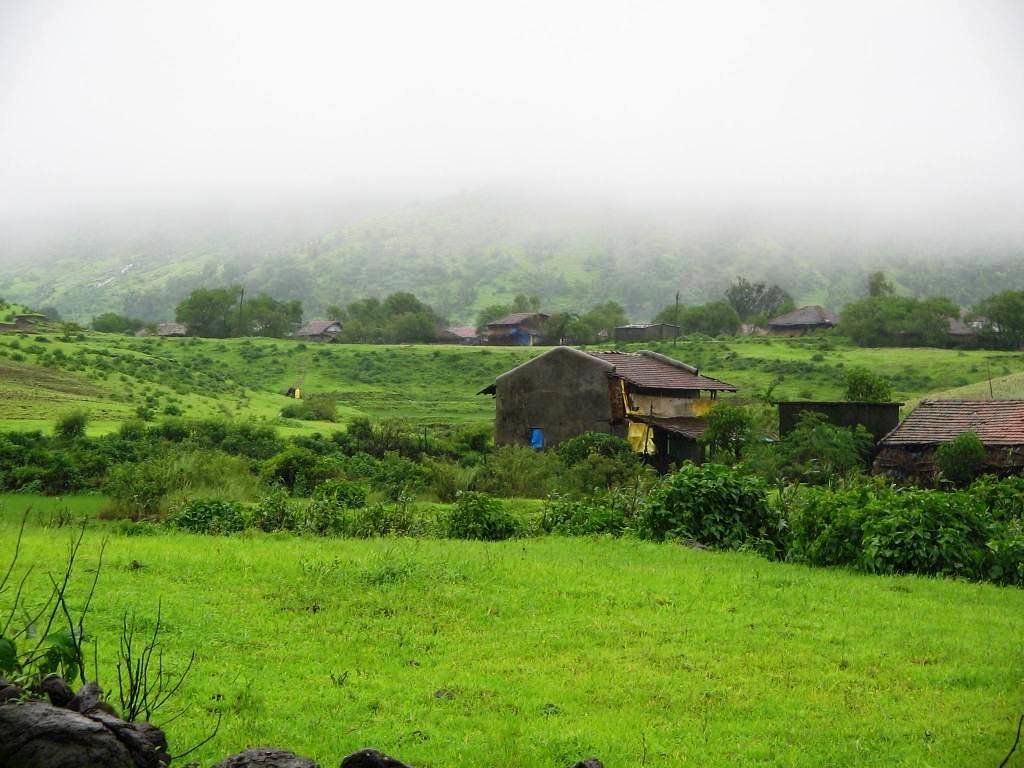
[881,400,1024,446]
[767,305,837,327]
[487,312,549,327]
[588,350,737,391]
[295,319,342,336]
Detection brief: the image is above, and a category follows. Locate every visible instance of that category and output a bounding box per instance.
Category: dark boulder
[570,760,605,768]
[68,681,103,713]
[39,676,75,708]
[339,749,415,768]
[214,747,320,768]
[0,699,169,768]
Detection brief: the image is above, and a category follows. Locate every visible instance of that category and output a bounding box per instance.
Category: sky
[1,0,1022,226]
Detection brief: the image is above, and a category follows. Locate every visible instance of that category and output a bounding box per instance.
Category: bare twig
[169,710,222,762]
[999,713,1024,768]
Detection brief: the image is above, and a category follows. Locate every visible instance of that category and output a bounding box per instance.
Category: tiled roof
[445,325,478,338]
[881,400,1024,446]
[588,350,736,392]
[487,312,549,327]
[768,305,837,327]
[630,415,709,440]
[156,322,188,336]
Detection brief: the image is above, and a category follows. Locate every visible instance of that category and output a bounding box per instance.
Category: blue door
[529,428,545,450]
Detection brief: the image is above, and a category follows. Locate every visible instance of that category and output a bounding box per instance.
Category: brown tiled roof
[588,350,737,392]
[881,400,1024,446]
[486,312,549,327]
[768,305,837,327]
[446,325,478,338]
[630,415,709,440]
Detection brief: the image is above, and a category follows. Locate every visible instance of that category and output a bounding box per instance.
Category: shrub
[540,494,629,535]
[935,432,986,487]
[302,479,369,535]
[280,394,338,422]
[423,457,477,503]
[700,404,753,461]
[557,432,634,467]
[473,446,562,498]
[640,463,777,550]
[767,411,873,484]
[55,409,89,440]
[844,368,893,401]
[261,446,321,494]
[250,486,297,532]
[168,498,247,534]
[346,502,424,538]
[106,459,183,519]
[442,491,520,540]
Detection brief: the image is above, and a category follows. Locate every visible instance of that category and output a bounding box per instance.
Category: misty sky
[1,0,1022,221]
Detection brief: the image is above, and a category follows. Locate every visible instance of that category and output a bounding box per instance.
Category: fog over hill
[1,1,1022,322]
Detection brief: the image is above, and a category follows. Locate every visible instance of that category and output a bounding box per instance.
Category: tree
[578,301,628,341]
[700,404,753,460]
[844,367,893,402]
[973,290,1024,350]
[340,292,443,343]
[840,295,959,347]
[175,286,242,338]
[867,271,894,297]
[935,432,986,487]
[242,294,303,338]
[91,313,143,334]
[725,277,794,321]
[654,300,740,336]
[55,409,90,440]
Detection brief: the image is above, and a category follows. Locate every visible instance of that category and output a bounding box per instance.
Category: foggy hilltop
[1,0,1023,323]
[1,189,1023,325]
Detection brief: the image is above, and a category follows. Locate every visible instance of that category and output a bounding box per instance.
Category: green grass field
[2,329,1023,437]
[1,502,1022,767]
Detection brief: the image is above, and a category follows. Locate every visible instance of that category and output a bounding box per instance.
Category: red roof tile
[768,305,837,327]
[881,400,1024,446]
[588,350,736,392]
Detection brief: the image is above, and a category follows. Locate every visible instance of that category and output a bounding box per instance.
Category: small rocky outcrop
[0,695,169,768]
[571,760,606,768]
[339,748,415,767]
[214,747,320,767]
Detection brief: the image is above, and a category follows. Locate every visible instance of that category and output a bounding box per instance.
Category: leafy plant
[442,491,520,540]
[935,431,986,487]
[168,498,247,534]
[844,367,893,402]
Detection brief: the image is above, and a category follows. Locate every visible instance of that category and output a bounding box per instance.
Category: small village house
[0,314,42,334]
[437,325,480,345]
[483,312,550,346]
[613,323,680,342]
[480,346,737,470]
[873,399,1024,483]
[766,306,837,336]
[293,319,343,343]
[156,322,188,337]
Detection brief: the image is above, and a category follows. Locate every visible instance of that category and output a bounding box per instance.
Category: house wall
[628,392,716,419]
[614,325,679,342]
[873,444,1024,485]
[494,347,617,446]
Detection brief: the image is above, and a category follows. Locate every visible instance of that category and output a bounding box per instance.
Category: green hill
[3,193,1024,324]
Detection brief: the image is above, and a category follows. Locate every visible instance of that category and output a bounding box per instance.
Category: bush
[55,409,89,440]
[763,411,874,484]
[302,479,369,535]
[250,486,297,532]
[935,431,986,487]
[844,368,893,402]
[442,491,520,540]
[168,498,247,534]
[472,446,562,498]
[423,457,476,503]
[261,446,322,495]
[700,404,753,461]
[106,459,183,519]
[640,463,779,550]
[280,394,338,422]
[557,432,635,467]
[540,493,629,535]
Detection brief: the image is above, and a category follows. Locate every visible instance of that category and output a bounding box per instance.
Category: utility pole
[236,287,245,338]
[673,291,680,348]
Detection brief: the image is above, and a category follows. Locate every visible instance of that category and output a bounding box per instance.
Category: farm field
[2,329,1024,437]
[1,505,1022,767]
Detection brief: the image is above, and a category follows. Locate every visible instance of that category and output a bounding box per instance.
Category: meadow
[2,502,1022,767]
[2,328,1024,437]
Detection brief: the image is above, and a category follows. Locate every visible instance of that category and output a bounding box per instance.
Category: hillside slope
[3,193,1024,324]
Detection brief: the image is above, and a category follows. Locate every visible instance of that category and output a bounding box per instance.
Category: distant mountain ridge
[2,191,1022,324]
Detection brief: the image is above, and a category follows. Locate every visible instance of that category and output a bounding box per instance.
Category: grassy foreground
[2,510,1022,767]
